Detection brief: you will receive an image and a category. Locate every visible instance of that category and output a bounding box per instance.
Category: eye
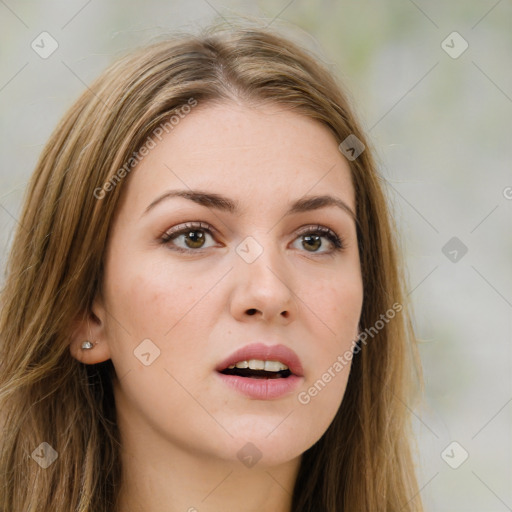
[160,222,218,252]
[291,225,344,254]
[160,222,344,255]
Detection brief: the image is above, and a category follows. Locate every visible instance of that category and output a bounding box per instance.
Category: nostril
[247,308,258,315]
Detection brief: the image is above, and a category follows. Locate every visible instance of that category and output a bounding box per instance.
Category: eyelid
[160,221,217,241]
[295,224,338,237]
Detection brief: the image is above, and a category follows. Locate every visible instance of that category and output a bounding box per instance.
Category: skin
[71,101,363,512]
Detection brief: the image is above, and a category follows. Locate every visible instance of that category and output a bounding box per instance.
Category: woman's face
[93,102,363,467]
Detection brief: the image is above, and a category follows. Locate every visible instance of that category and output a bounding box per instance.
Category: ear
[69,295,112,365]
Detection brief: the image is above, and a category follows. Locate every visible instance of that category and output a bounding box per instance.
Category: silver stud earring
[81,340,95,350]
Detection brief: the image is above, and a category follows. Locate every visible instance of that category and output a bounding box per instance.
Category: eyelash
[160,221,345,255]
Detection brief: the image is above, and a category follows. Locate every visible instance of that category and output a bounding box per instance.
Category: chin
[212,426,315,469]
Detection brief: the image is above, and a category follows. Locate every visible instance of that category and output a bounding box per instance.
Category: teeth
[227,359,289,372]
[264,360,288,372]
[248,359,265,370]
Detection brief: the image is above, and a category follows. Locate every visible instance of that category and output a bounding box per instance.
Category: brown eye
[291,225,344,254]
[182,230,206,249]
[161,222,217,252]
[302,234,322,252]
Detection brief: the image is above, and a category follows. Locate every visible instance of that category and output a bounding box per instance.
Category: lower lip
[216,372,303,400]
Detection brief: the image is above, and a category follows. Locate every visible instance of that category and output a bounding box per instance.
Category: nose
[229,239,298,324]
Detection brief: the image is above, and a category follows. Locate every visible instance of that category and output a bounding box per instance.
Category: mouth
[219,359,292,379]
[215,343,303,400]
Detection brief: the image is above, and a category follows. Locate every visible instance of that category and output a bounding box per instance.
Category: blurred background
[1,1,511,510]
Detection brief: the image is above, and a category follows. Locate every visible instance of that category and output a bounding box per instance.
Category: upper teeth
[228,360,289,372]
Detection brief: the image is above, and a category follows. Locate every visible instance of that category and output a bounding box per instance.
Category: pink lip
[215,343,304,400]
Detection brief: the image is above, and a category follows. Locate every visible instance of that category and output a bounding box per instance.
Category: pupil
[185,230,205,248]
[303,234,321,251]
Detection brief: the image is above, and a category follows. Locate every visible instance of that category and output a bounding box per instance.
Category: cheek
[104,256,212,338]
[102,254,227,383]
[103,259,216,424]
[300,274,362,407]
[312,276,363,338]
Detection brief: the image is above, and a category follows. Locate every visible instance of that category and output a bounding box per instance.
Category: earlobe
[70,336,112,365]
[69,301,112,364]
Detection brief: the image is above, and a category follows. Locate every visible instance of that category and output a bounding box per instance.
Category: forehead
[124,101,355,213]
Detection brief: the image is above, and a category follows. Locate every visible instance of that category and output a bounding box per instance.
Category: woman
[0,24,423,511]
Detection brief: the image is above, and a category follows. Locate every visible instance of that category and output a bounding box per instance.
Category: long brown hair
[0,23,423,511]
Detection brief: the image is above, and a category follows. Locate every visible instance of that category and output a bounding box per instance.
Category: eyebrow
[143,189,356,221]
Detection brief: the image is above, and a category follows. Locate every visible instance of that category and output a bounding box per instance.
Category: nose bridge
[235,232,285,279]
[230,233,297,321]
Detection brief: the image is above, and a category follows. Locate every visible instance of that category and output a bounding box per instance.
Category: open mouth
[220,360,292,379]
[216,347,303,399]
[220,368,292,379]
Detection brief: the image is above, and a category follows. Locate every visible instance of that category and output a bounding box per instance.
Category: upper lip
[216,343,304,377]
